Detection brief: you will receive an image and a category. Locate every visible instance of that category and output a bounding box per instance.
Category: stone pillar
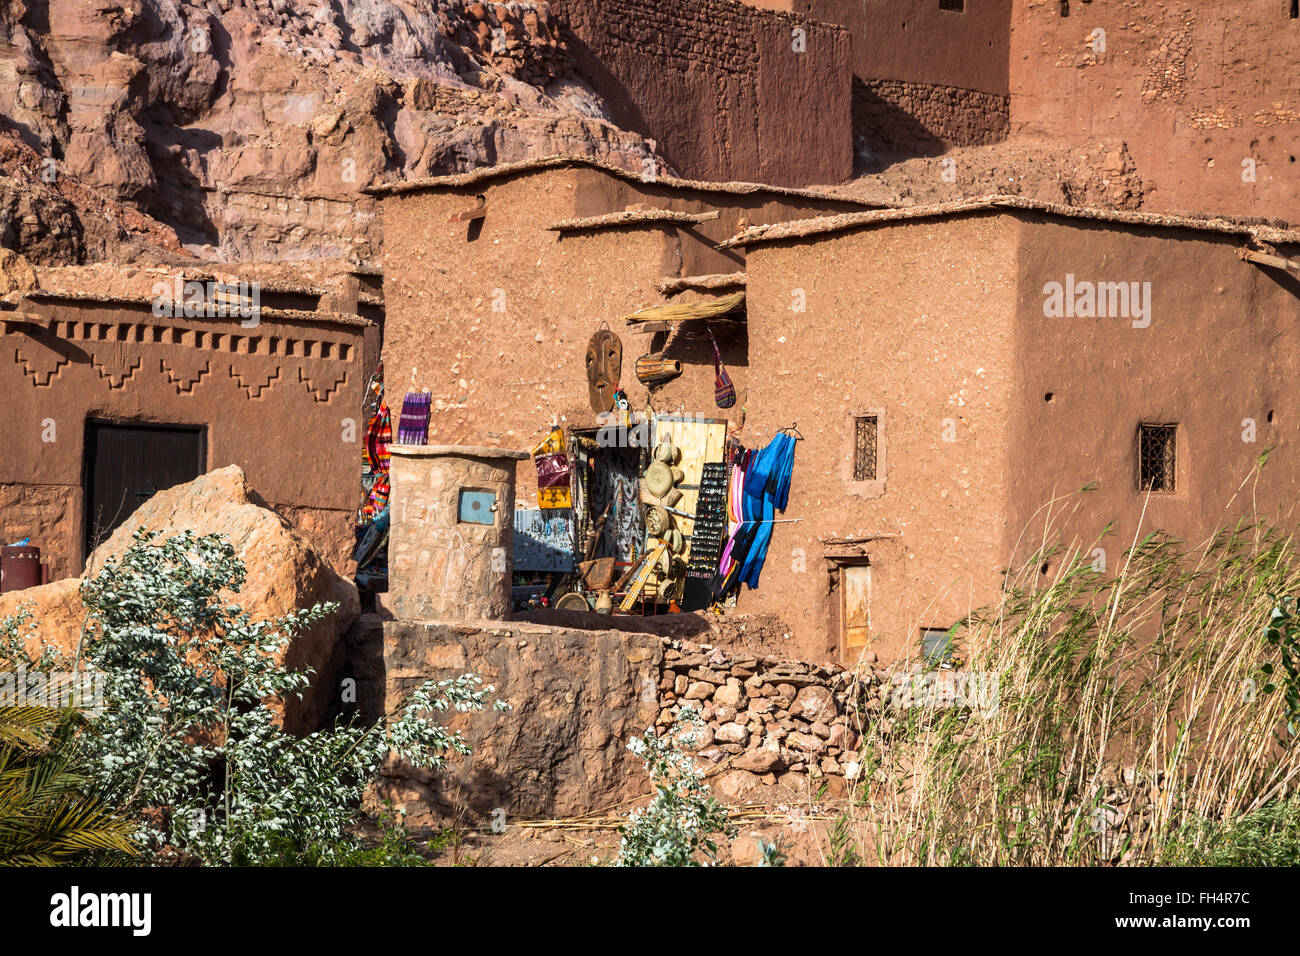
[387,444,529,622]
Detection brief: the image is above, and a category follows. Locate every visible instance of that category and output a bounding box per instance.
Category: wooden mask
[585,324,622,413]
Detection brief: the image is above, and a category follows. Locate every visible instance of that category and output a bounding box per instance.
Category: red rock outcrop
[0,0,658,265]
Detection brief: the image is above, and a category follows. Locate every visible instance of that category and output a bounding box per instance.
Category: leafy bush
[5,529,501,866]
[617,706,734,866]
[1163,797,1300,866]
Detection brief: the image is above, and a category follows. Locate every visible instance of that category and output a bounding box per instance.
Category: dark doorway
[83,420,207,559]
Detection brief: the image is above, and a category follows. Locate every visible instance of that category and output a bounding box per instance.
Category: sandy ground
[383,779,851,867]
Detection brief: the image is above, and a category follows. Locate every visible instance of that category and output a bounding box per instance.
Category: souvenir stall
[515,303,798,617]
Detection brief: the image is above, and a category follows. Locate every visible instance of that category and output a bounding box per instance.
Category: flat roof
[721,194,1300,248]
[363,155,883,206]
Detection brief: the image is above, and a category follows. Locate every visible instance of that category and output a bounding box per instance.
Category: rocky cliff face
[0,0,657,265]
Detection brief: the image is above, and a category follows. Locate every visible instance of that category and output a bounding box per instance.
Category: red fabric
[535,452,571,489]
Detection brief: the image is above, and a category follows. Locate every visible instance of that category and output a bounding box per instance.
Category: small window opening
[1044,391,1055,403]
[939,0,965,11]
[1060,0,1070,15]
[1268,410,1276,424]
[1138,424,1177,492]
[852,415,878,481]
[921,627,955,667]
[1291,0,1298,19]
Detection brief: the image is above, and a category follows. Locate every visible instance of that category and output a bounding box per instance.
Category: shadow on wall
[659,320,747,370]
[557,32,659,167]
[852,77,948,172]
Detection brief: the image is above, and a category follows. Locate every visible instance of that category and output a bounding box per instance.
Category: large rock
[0,0,658,265]
[1,466,358,732]
[0,577,85,659]
[379,619,662,822]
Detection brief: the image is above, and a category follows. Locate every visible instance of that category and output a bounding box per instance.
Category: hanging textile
[710,329,736,409]
[587,445,641,564]
[711,432,796,594]
[396,391,432,445]
[360,392,391,522]
[532,427,573,509]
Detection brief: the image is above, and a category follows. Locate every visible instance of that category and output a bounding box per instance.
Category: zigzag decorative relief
[13,345,70,387]
[6,315,357,402]
[297,366,348,403]
[91,353,142,389]
[160,356,211,394]
[51,318,356,362]
[229,363,281,399]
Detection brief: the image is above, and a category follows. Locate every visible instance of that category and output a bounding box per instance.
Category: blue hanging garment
[736,432,796,589]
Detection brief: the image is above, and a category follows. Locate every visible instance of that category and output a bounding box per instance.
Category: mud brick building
[744,0,1012,156]
[367,155,875,479]
[0,264,382,578]
[553,0,854,186]
[373,155,1300,664]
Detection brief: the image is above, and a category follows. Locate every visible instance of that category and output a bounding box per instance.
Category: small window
[939,0,964,10]
[1138,424,1177,492]
[458,488,497,524]
[852,415,878,481]
[1059,0,1070,16]
[1292,0,1298,18]
[921,627,954,666]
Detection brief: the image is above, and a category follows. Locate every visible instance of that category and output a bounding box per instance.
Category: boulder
[0,577,85,659]
[1,466,357,732]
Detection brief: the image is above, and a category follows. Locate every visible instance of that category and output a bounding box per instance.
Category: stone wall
[378,617,893,821]
[387,446,525,622]
[855,79,1010,163]
[379,619,663,820]
[653,637,879,790]
[553,0,853,185]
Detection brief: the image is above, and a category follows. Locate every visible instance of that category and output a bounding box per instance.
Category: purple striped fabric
[397,391,431,445]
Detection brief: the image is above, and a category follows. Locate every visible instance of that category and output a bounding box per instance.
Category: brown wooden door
[842,563,871,661]
[84,421,206,557]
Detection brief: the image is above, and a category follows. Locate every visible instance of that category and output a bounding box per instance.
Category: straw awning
[622,291,745,327]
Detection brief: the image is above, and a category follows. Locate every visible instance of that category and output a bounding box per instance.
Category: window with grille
[939,0,965,10]
[853,415,878,481]
[1138,424,1177,492]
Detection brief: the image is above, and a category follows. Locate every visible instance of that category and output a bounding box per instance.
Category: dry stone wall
[654,637,884,786]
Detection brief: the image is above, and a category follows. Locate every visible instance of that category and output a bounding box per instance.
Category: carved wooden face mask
[585,325,622,413]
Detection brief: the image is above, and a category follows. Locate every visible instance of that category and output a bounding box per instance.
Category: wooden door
[841,563,871,660]
[84,421,206,557]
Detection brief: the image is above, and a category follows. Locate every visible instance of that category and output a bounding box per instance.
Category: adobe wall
[742,215,1019,663]
[1009,0,1300,220]
[552,0,853,185]
[379,618,894,820]
[746,0,1013,157]
[1005,217,1300,572]
[379,167,863,500]
[0,299,375,576]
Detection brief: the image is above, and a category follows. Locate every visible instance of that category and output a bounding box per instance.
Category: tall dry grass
[836,501,1300,866]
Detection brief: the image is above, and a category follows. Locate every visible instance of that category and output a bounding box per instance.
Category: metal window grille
[1138,424,1177,491]
[853,415,878,481]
